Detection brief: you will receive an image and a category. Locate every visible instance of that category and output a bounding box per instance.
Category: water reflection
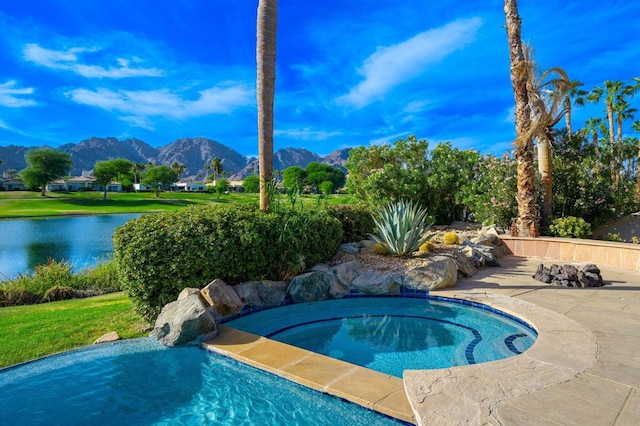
[0,214,140,279]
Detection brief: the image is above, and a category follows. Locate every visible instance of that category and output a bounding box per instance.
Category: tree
[171,161,186,181]
[19,148,72,196]
[242,175,260,193]
[504,0,536,236]
[319,181,334,196]
[564,80,587,138]
[132,162,146,184]
[582,117,604,173]
[282,166,306,193]
[257,0,278,211]
[142,165,178,197]
[93,159,133,200]
[305,162,346,193]
[205,157,223,183]
[214,178,229,200]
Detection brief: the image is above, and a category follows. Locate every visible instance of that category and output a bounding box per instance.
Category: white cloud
[0,80,37,107]
[23,43,164,78]
[336,17,483,108]
[65,82,253,126]
[274,128,342,141]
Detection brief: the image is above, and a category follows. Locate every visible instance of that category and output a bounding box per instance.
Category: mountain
[156,137,247,178]
[0,138,352,180]
[59,137,160,176]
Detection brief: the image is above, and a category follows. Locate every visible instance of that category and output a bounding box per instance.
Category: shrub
[443,232,460,245]
[76,260,121,292]
[419,241,436,253]
[599,232,624,242]
[373,243,389,255]
[324,204,375,243]
[370,200,432,257]
[549,216,592,239]
[43,286,77,302]
[113,204,342,321]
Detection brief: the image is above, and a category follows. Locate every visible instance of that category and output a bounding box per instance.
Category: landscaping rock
[256,281,288,306]
[150,292,217,346]
[94,331,120,344]
[200,278,244,316]
[451,251,478,278]
[287,272,331,303]
[311,263,331,272]
[404,255,457,290]
[233,281,262,306]
[351,269,400,295]
[327,275,348,298]
[533,263,604,288]
[332,260,363,287]
[358,239,377,249]
[339,243,360,254]
[459,245,486,268]
[177,287,200,300]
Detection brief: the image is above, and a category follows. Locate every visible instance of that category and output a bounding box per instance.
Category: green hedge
[324,204,375,243]
[113,205,343,321]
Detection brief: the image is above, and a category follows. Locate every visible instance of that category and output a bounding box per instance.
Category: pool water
[226,297,537,377]
[0,339,403,425]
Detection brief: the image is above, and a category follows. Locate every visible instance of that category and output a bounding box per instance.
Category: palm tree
[582,117,604,174]
[633,120,640,202]
[171,161,186,181]
[521,45,572,235]
[564,80,587,138]
[257,0,278,211]
[504,0,536,236]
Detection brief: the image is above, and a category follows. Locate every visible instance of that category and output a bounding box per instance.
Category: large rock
[234,280,288,307]
[404,255,457,290]
[451,251,478,278]
[200,278,244,316]
[287,272,331,303]
[350,269,401,295]
[533,263,604,288]
[339,243,360,254]
[150,293,217,346]
[332,260,363,287]
[94,331,120,344]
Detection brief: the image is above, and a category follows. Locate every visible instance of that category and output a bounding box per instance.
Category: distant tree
[19,148,72,196]
[132,162,146,184]
[142,165,178,197]
[171,161,186,181]
[319,181,334,196]
[282,166,306,192]
[242,175,260,193]
[205,157,223,183]
[94,159,133,200]
[5,169,18,179]
[305,162,345,192]
[214,178,229,199]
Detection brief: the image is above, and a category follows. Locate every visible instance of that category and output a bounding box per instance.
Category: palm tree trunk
[504,0,536,236]
[538,132,553,235]
[257,0,278,211]
[606,103,617,187]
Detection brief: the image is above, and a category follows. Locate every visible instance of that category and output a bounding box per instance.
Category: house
[227,180,245,192]
[46,176,97,192]
[0,178,26,191]
[133,183,149,191]
[170,181,206,192]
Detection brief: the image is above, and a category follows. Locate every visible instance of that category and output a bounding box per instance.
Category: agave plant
[370,199,432,256]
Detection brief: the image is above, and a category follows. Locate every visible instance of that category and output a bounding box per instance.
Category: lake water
[0,214,141,280]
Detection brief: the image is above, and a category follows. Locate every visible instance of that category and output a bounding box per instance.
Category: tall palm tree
[564,80,587,138]
[257,0,278,211]
[521,45,572,235]
[171,161,186,181]
[504,0,536,236]
[582,117,604,174]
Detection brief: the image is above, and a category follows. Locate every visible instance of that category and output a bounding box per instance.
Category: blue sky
[0,1,638,157]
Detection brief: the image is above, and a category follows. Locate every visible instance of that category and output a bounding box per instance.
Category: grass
[0,190,358,218]
[0,292,147,368]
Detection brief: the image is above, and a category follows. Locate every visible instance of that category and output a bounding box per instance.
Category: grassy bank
[0,292,147,368]
[0,191,356,218]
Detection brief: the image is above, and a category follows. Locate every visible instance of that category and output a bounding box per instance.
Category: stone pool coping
[203,288,597,425]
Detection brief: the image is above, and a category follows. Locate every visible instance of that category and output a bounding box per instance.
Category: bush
[443,232,460,245]
[76,260,121,292]
[370,200,432,257]
[419,241,436,253]
[549,216,592,239]
[599,232,624,242]
[43,286,77,302]
[113,204,342,321]
[324,204,375,243]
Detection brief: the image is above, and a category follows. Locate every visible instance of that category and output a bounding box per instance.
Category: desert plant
[549,216,592,239]
[599,232,624,242]
[370,199,432,256]
[419,241,436,253]
[443,232,460,245]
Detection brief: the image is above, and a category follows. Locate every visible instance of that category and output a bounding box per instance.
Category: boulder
[256,280,288,306]
[350,269,400,295]
[404,255,458,291]
[311,263,331,272]
[150,292,217,346]
[287,272,331,303]
[533,263,604,288]
[450,251,478,278]
[459,245,486,268]
[177,287,200,300]
[359,239,377,249]
[94,331,120,344]
[200,278,244,316]
[233,281,262,306]
[327,275,348,299]
[339,243,360,254]
[332,260,363,287]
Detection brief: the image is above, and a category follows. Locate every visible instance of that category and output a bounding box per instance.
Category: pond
[0,214,140,280]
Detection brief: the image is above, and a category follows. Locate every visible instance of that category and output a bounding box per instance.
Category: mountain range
[0,137,352,180]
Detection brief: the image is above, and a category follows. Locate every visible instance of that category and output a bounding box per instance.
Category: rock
[339,243,360,254]
[256,280,288,306]
[533,264,553,283]
[311,263,331,272]
[459,245,486,268]
[287,272,331,303]
[480,225,500,236]
[533,263,604,288]
[358,240,377,249]
[328,275,348,298]
[94,331,120,344]
[404,256,458,290]
[233,281,262,306]
[200,278,244,316]
[451,251,478,278]
[350,269,400,295]
[150,293,217,346]
[332,260,363,287]
[177,287,200,300]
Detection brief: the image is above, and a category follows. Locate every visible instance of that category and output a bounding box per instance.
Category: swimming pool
[0,339,404,425]
[225,297,537,377]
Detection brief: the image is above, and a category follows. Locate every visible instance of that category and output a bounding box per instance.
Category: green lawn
[0,292,147,368]
[0,191,357,218]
